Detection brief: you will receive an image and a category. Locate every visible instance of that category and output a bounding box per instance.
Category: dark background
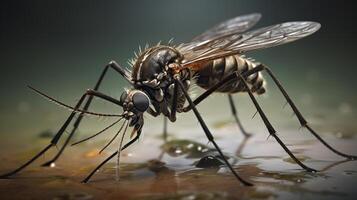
[0,0,356,136]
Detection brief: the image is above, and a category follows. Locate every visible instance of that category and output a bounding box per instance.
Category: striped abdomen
[194,55,266,94]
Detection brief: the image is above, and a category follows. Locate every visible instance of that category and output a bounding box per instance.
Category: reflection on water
[0,120,357,200]
[53,192,93,200]
[160,139,214,159]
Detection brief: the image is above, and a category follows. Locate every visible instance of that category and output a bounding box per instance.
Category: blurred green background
[0,0,356,139]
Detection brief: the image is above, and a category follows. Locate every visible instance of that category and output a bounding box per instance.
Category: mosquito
[1,13,356,186]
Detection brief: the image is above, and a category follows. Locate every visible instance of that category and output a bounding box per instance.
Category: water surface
[0,118,356,200]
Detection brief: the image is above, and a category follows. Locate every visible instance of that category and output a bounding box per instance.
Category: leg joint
[168,115,176,122]
[86,89,95,95]
[108,60,118,67]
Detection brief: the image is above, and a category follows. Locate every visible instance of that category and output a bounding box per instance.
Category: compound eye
[132,92,149,112]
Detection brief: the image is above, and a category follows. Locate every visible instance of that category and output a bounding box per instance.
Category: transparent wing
[192,13,262,41]
[179,21,321,68]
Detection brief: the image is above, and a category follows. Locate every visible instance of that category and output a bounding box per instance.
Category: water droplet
[186,143,194,149]
[195,155,225,168]
[197,146,202,151]
[343,170,357,175]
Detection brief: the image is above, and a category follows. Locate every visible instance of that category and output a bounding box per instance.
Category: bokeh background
[0,0,356,149]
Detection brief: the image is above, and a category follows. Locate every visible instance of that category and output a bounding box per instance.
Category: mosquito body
[1,13,356,186]
[126,44,264,123]
[194,54,265,94]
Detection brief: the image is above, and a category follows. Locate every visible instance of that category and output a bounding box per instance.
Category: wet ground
[0,118,356,200]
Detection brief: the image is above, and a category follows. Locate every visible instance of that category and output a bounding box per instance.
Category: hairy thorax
[130,45,190,115]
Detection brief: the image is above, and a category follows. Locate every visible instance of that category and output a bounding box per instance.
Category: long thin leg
[42,61,130,166]
[163,117,168,141]
[235,136,251,156]
[261,64,357,160]
[0,144,53,178]
[175,78,253,186]
[99,120,127,154]
[236,73,316,172]
[82,152,118,183]
[0,93,88,178]
[162,81,179,140]
[169,81,179,121]
[179,67,317,172]
[228,94,251,137]
[82,131,142,183]
[184,64,355,163]
[183,65,265,112]
[0,89,123,178]
[71,118,123,146]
